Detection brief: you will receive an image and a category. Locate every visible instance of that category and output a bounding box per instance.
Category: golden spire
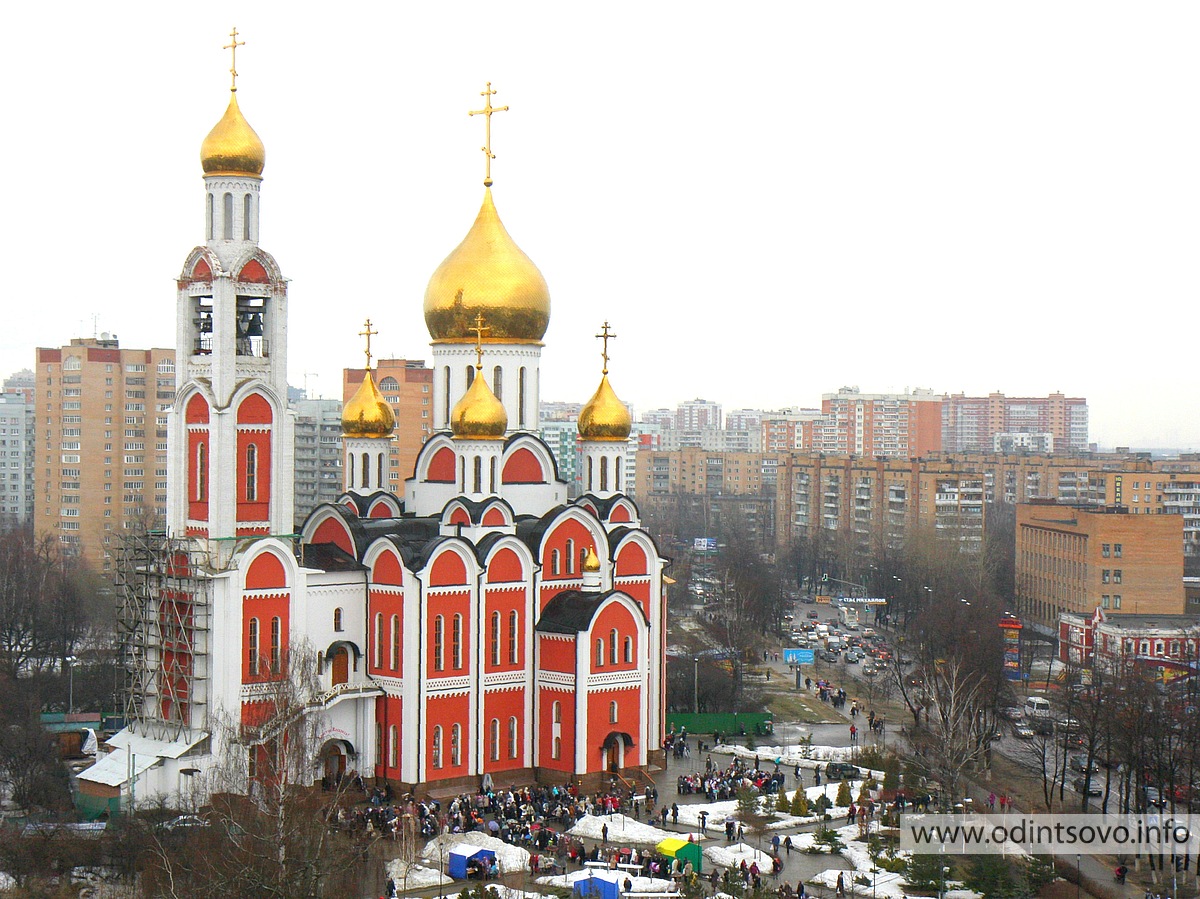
[596,321,616,375]
[224,26,245,92]
[578,321,632,442]
[359,319,378,370]
[468,82,509,187]
[469,313,491,370]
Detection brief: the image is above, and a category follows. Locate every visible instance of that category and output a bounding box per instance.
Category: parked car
[1073,776,1102,797]
[844,649,863,663]
[807,611,819,619]
[825,762,861,780]
[819,649,840,663]
[1069,755,1099,774]
[862,663,879,677]
[1012,723,1035,740]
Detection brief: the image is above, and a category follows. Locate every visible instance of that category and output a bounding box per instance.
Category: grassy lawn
[753,687,844,724]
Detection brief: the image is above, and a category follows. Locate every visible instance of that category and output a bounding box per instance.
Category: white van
[815,624,829,639]
[1024,695,1052,719]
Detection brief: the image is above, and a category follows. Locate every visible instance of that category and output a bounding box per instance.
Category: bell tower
[166,31,294,544]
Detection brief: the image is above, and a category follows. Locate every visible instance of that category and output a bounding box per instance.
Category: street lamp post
[693,657,699,714]
[65,655,78,714]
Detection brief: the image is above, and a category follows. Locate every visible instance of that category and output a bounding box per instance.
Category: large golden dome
[424,188,550,343]
[451,370,508,439]
[578,374,632,442]
[342,370,396,438]
[200,91,266,177]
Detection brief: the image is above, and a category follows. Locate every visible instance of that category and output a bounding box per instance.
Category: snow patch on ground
[385,861,454,889]
[712,744,884,779]
[536,869,677,891]
[804,824,980,899]
[703,842,775,870]
[419,831,532,875]
[567,813,703,845]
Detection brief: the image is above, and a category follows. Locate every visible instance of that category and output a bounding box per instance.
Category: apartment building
[1017,501,1184,632]
[814,387,943,458]
[34,336,175,573]
[676,398,722,430]
[292,397,343,523]
[943,392,1088,453]
[341,358,432,487]
[0,390,34,529]
[761,408,820,453]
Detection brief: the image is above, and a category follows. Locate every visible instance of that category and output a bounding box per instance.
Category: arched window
[508,716,518,759]
[610,628,618,665]
[347,450,354,488]
[553,736,561,759]
[551,549,560,576]
[378,454,385,488]
[466,366,475,387]
[580,546,589,569]
[508,609,519,664]
[600,456,609,492]
[610,700,618,723]
[587,457,594,491]
[493,365,502,402]
[243,193,252,240]
[270,616,281,673]
[389,725,398,767]
[196,442,207,501]
[450,723,461,766]
[433,615,444,671]
[566,539,575,573]
[518,367,527,428]
[460,456,466,492]
[553,700,561,724]
[374,613,384,668]
[390,615,400,671]
[490,611,501,666]
[247,617,259,675]
[473,455,482,494]
[624,635,633,664]
[490,718,500,761]
[431,726,443,768]
[223,193,234,240]
[489,456,496,493]
[207,193,214,240]
[333,608,343,632]
[616,459,622,491]
[596,638,604,667]
[361,453,369,489]
[452,614,463,669]
[245,443,258,502]
[443,366,451,425]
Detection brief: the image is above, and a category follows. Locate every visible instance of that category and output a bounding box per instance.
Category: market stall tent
[573,869,622,899]
[656,837,703,873]
[447,844,496,879]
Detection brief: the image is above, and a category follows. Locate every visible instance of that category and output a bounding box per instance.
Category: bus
[837,605,860,630]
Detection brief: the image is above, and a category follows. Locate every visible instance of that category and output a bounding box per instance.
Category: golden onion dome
[200,91,266,177]
[424,188,550,343]
[342,370,396,438]
[578,374,632,441]
[582,546,601,572]
[451,369,508,439]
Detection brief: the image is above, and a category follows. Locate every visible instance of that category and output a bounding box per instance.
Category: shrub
[790,790,809,816]
[776,789,791,813]
[813,794,832,813]
[836,781,852,807]
[883,756,901,792]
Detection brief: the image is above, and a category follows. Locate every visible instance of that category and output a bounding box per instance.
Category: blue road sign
[783,648,815,665]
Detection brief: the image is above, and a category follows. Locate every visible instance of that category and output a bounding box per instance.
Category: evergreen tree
[836,780,853,806]
[905,853,947,892]
[883,756,901,792]
[776,788,791,812]
[790,789,809,816]
[965,854,1018,899]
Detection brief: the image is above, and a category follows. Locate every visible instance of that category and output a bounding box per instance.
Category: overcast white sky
[2,3,1197,449]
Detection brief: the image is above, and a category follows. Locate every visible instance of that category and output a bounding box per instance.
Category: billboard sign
[693,537,718,553]
[783,648,815,665]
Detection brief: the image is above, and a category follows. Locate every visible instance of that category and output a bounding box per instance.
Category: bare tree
[906,659,995,803]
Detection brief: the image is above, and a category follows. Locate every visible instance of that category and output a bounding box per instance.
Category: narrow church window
[493,366,502,402]
[466,366,475,388]
[246,444,258,502]
[348,451,354,488]
[391,615,400,670]
[473,456,482,494]
[443,366,451,425]
[389,725,398,767]
[508,716,518,758]
[490,718,500,761]
[207,193,214,240]
[375,613,384,668]
[616,459,622,491]
[491,611,501,666]
[553,736,561,759]
[610,629,619,666]
[247,617,259,675]
[600,456,609,492]
[378,454,384,489]
[452,614,463,668]
[333,608,343,632]
[450,723,462,766]
[610,701,618,723]
[508,610,518,664]
[434,616,444,671]
[223,193,234,240]
[624,636,633,664]
[361,453,370,490]
[551,549,560,575]
[243,194,252,240]
[432,726,442,768]
[596,639,604,667]
[518,367,527,428]
[566,540,575,574]
[553,701,561,724]
[489,457,496,493]
[270,616,281,673]
[196,442,207,500]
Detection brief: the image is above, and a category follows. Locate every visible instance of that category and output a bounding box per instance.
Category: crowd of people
[676,755,788,802]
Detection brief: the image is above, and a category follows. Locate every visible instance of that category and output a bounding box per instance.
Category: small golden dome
[424,188,550,343]
[200,91,266,177]
[451,370,508,439]
[583,546,601,572]
[578,374,632,441]
[342,370,396,438]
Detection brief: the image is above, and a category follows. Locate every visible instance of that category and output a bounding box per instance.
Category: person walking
[784,834,793,854]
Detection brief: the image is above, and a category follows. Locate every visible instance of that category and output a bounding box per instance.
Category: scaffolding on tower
[115,531,214,743]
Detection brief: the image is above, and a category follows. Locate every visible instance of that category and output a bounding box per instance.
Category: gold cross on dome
[358,319,378,370]
[595,321,617,375]
[470,313,491,369]
[468,82,509,187]
[224,27,245,92]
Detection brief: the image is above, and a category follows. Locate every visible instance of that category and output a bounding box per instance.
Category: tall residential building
[943,392,1088,453]
[725,409,764,431]
[292,397,343,524]
[815,387,943,458]
[539,419,581,495]
[342,358,433,488]
[0,391,34,529]
[676,398,722,430]
[1016,501,1185,633]
[34,337,174,572]
[761,408,821,453]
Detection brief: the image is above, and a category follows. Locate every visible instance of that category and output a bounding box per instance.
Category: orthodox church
[79,45,667,808]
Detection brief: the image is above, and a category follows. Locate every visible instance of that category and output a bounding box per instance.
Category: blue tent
[573,870,622,899]
[447,844,496,879]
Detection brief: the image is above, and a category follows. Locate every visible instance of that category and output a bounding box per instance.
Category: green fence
[666,712,773,736]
